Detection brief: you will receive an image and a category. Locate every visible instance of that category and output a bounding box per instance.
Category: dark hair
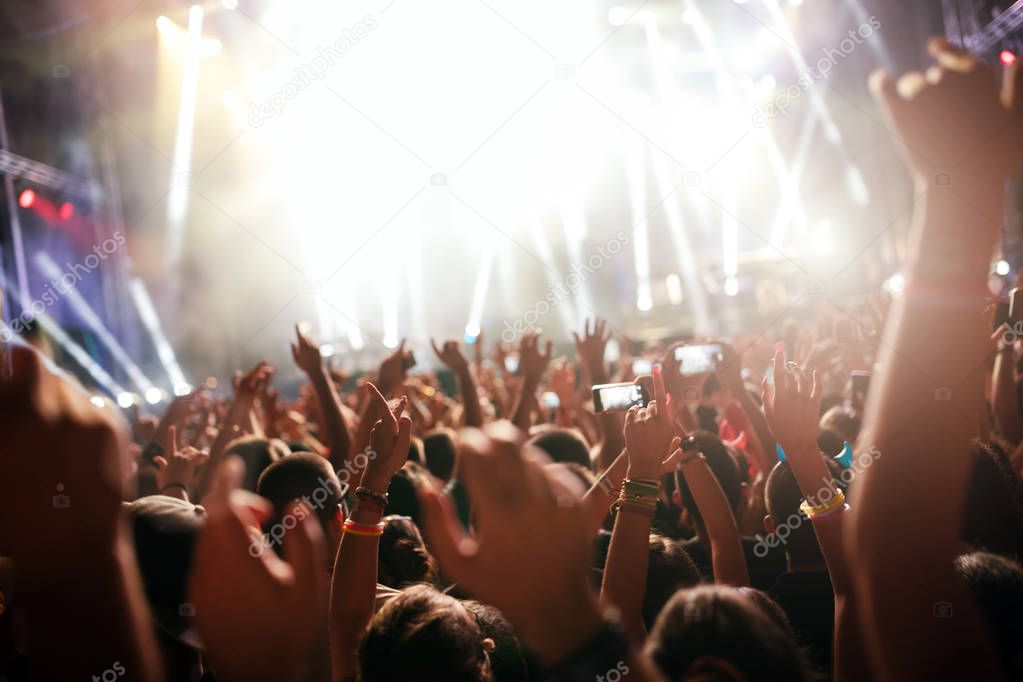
[645,585,813,682]
[526,428,591,469]
[674,431,743,527]
[256,453,342,532]
[955,551,1023,678]
[423,429,458,480]
[359,584,491,682]
[963,440,1023,558]
[816,428,845,459]
[385,462,431,526]
[644,534,701,629]
[764,458,847,566]
[463,601,531,682]
[378,516,439,588]
[225,436,289,492]
[407,436,425,466]
[818,405,861,444]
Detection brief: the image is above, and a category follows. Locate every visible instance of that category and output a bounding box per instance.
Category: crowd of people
[3,37,1023,681]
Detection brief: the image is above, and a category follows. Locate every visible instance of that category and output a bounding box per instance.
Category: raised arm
[848,38,1023,680]
[292,325,353,470]
[575,318,626,470]
[600,366,682,640]
[510,331,552,431]
[715,341,777,473]
[432,338,483,427]
[991,324,1023,443]
[329,384,411,682]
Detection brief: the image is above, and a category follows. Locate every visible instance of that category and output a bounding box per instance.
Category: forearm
[581,449,625,529]
[21,536,164,681]
[680,459,748,586]
[596,413,626,470]
[456,367,484,428]
[735,389,777,471]
[511,379,539,432]
[329,506,382,682]
[600,509,652,641]
[309,369,354,470]
[198,396,253,498]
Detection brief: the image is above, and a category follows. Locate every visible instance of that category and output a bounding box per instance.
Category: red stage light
[1001,50,1016,65]
[18,189,35,208]
[58,201,74,220]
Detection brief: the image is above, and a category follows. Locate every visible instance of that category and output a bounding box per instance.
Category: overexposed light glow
[145,387,164,404]
[665,273,683,305]
[886,272,905,295]
[997,260,1011,276]
[724,276,739,296]
[130,278,190,395]
[90,396,106,408]
[320,343,336,358]
[117,392,136,408]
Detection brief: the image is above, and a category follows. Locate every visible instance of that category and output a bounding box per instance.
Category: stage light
[129,278,190,398]
[997,260,1011,276]
[886,272,905,295]
[117,392,136,408]
[1001,50,1017,66]
[58,201,74,220]
[145,387,163,404]
[665,274,683,305]
[320,343,336,358]
[725,276,739,296]
[464,239,495,347]
[18,189,35,208]
[202,38,222,55]
[173,383,192,396]
[156,15,173,32]
[222,0,238,8]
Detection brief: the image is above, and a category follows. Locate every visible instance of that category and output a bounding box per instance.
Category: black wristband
[542,619,630,682]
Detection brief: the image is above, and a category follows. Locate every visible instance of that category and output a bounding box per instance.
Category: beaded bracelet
[355,486,388,505]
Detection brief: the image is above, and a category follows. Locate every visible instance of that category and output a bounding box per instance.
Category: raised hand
[623,365,680,479]
[189,458,326,682]
[762,349,821,454]
[870,37,1023,206]
[377,340,411,395]
[518,331,553,387]
[361,382,412,492]
[431,338,470,374]
[153,425,208,498]
[418,422,601,665]
[549,358,578,409]
[290,324,323,377]
[573,317,611,383]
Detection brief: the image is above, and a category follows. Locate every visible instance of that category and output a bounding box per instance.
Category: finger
[431,338,442,359]
[625,405,640,426]
[652,364,667,417]
[772,348,788,395]
[572,332,581,349]
[153,455,168,469]
[169,425,178,455]
[543,340,552,360]
[204,456,245,516]
[761,377,775,423]
[1003,56,1023,113]
[869,69,911,131]
[896,71,927,100]
[810,369,821,403]
[365,381,390,416]
[394,415,413,462]
[391,396,408,422]
[927,36,977,73]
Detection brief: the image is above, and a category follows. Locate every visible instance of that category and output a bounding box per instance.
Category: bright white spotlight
[117,392,136,409]
[997,260,1011,276]
[812,221,835,255]
[173,383,192,396]
[156,15,174,32]
[89,396,106,408]
[637,295,653,312]
[885,273,905,296]
[320,343,336,358]
[145,387,164,405]
[222,0,238,8]
[725,277,739,297]
[202,38,222,55]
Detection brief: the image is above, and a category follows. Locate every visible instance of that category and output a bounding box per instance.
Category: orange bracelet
[343,519,385,537]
